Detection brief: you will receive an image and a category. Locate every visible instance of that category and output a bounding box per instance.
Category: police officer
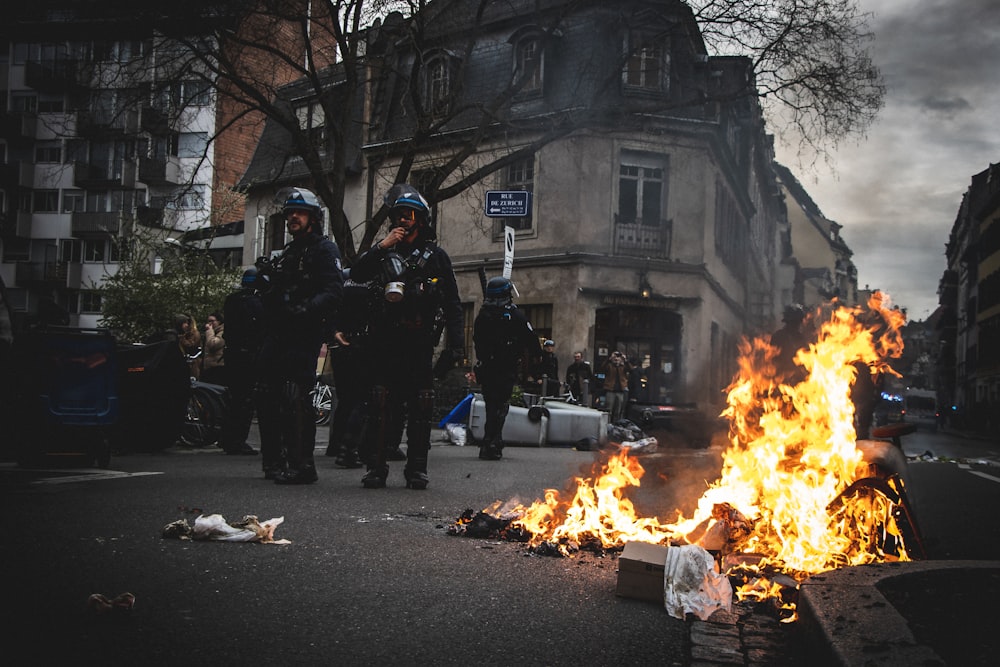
[349,185,463,489]
[472,276,542,460]
[257,188,343,484]
[218,267,266,455]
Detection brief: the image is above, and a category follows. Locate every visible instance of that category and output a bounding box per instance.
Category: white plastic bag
[445,423,467,446]
[190,514,288,543]
[663,544,732,621]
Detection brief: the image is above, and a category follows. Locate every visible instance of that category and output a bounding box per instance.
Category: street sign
[485,190,531,217]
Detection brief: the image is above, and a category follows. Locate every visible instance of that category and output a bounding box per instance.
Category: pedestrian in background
[536,339,559,396]
[349,185,463,490]
[200,312,226,385]
[218,268,266,456]
[565,350,593,405]
[472,276,542,460]
[173,313,202,379]
[256,188,343,484]
[602,350,632,423]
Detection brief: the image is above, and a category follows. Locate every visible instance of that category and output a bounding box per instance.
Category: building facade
[240,0,805,412]
[0,2,318,330]
[939,161,1000,433]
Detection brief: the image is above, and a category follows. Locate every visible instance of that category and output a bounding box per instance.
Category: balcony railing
[24,60,81,92]
[614,216,672,259]
[71,211,121,236]
[15,261,68,285]
[138,156,181,185]
[75,109,138,136]
[73,160,136,189]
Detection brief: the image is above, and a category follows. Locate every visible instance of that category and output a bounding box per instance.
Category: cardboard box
[616,541,670,603]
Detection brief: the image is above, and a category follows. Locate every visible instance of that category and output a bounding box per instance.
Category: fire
[499,294,909,593]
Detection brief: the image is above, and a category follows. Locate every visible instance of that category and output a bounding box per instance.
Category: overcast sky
[772,0,1000,321]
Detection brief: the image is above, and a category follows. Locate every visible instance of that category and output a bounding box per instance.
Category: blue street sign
[485,190,531,217]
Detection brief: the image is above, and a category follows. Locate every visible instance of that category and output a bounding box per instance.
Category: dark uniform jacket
[473,303,541,382]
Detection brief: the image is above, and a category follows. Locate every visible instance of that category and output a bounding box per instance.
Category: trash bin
[14,327,118,468]
[112,340,189,452]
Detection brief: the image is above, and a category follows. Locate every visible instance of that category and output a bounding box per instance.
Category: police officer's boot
[274,463,318,485]
[335,446,363,469]
[403,458,429,490]
[362,465,388,488]
[478,435,502,461]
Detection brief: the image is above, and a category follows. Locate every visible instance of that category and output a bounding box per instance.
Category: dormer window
[623,31,669,93]
[295,99,327,148]
[514,37,542,94]
[423,52,461,118]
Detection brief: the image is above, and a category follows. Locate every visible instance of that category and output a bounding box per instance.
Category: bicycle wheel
[312,382,333,425]
[827,475,919,561]
[179,389,218,447]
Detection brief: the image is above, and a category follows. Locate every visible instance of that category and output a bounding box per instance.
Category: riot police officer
[472,276,542,460]
[256,188,343,484]
[218,267,266,455]
[348,185,463,489]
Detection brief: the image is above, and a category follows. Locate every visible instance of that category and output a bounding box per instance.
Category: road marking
[33,471,163,485]
[967,470,1000,484]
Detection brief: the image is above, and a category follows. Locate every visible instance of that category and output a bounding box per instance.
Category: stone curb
[797,560,1000,666]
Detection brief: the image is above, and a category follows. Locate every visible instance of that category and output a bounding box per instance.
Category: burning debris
[450,295,914,617]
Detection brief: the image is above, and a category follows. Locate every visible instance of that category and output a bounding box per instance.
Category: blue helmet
[486,276,513,300]
[389,188,430,224]
[281,187,324,223]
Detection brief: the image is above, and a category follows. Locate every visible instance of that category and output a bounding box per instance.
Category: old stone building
[240,0,798,412]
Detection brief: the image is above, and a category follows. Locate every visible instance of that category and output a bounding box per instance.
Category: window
[35,142,62,163]
[177,132,208,158]
[295,100,327,146]
[520,304,553,343]
[424,55,453,117]
[616,153,671,257]
[618,160,665,225]
[63,191,85,213]
[79,290,103,314]
[624,32,668,93]
[83,239,106,263]
[61,239,82,263]
[514,37,543,94]
[177,185,205,210]
[175,79,211,108]
[11,93,37,113]
[32,190,60,212]
[497,155,535,234]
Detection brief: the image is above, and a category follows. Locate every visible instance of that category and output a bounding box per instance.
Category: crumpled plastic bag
[663,544,732,621]
[161,514,290,544]
[445,423,467,446]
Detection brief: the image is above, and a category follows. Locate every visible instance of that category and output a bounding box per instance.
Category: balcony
[0,211,31,238]
[24,60,81,93]
[71,211,121,237]
[140,105,172,135]
[75,109,139,136]
[138,156,181,185]
[0,112,37,146]
[73,160,136,189]
[614,216,673,259]
[15,261,68,286]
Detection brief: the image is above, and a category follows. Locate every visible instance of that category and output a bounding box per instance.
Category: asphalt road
[0,432,696,666]
[3,423,996,665]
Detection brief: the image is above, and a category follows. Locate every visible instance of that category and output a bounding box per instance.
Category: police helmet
[281,187,324,223]
[389,189,430,225]
[241,267,259,288]
[783,303,805,323]
[485,276,513,306]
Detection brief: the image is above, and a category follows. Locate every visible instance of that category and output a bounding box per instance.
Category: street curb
[797,560,1000,666]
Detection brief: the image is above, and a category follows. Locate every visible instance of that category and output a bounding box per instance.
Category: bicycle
[177,350,228,447]
[311,375,334,426]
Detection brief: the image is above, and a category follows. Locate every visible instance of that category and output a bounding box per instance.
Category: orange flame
[503,293,909,588]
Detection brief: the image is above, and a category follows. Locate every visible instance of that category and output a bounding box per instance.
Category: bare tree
[131,0,884,258]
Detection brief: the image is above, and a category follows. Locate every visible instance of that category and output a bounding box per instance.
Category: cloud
[774,0,1000,320]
